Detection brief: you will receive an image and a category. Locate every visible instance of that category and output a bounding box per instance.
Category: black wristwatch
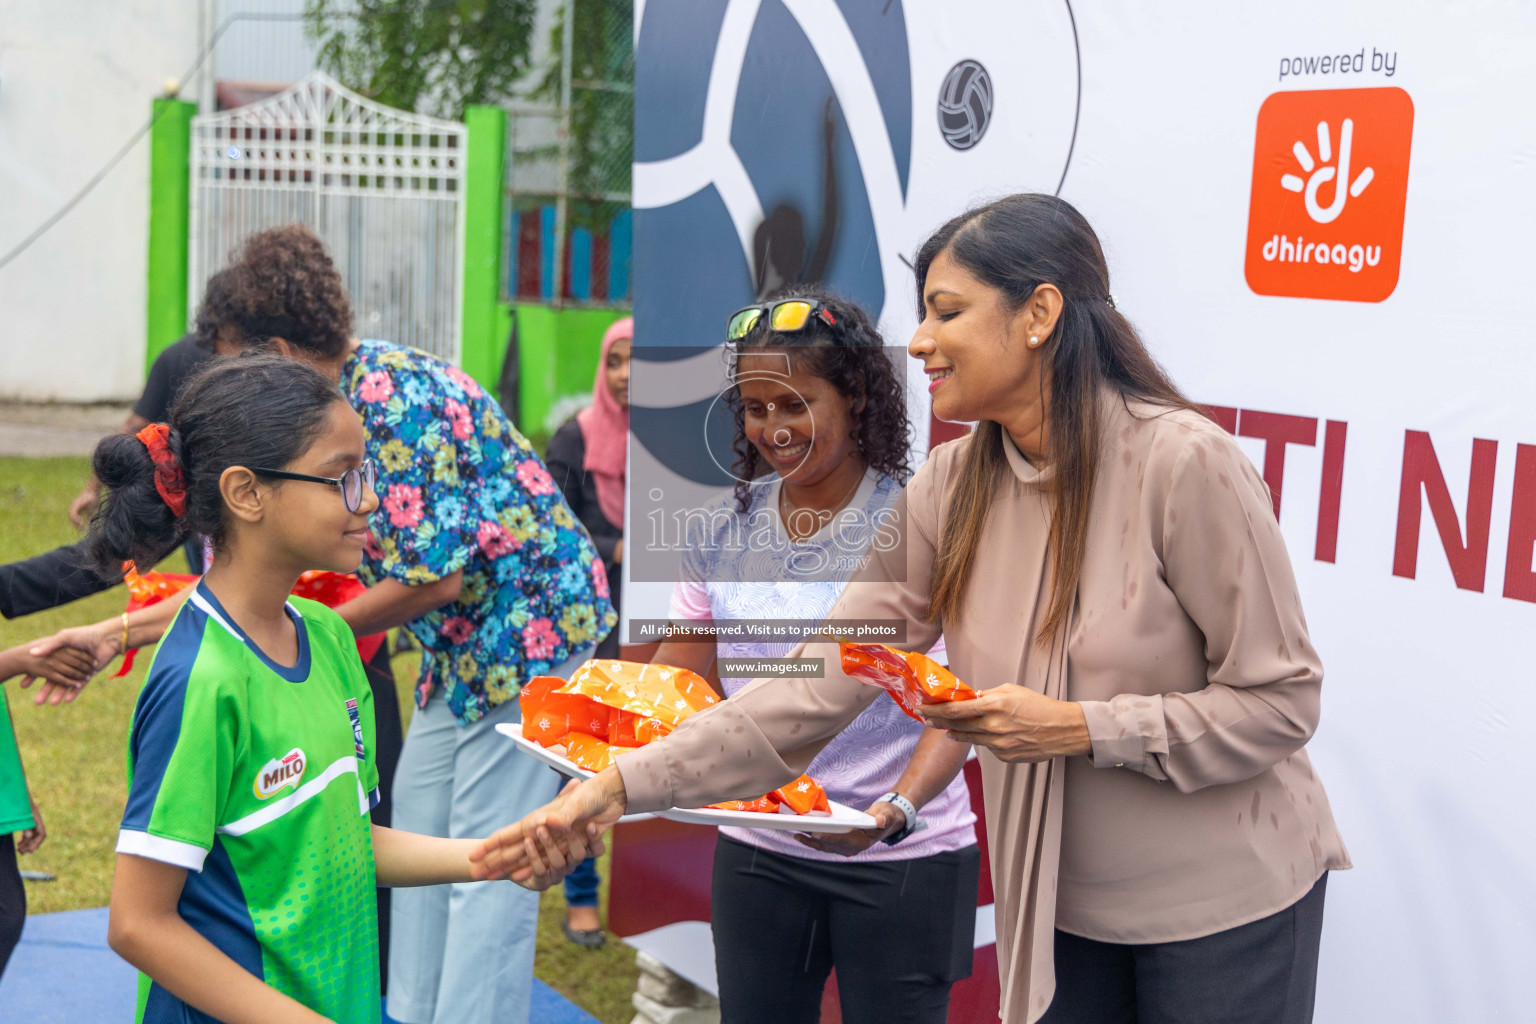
[877,791,926,846]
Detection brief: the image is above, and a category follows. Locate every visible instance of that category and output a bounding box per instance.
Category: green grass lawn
[0,456,635,1023]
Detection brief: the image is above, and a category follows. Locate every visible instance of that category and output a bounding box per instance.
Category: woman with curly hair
[648,288,980,1024]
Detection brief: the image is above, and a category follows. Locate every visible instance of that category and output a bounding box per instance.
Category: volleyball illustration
[937,59,993,151]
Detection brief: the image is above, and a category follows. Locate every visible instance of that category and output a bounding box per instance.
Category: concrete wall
[0,1,201,402]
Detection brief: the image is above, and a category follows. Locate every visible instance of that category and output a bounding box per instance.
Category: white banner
[629,3,1536,1019]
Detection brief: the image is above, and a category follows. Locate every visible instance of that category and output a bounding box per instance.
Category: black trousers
[711,835,980,1024]
[1039,873,1329,1024]
[0,835,24,979]
[362,642,403,993]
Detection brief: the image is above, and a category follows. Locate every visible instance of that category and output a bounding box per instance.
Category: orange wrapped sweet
[518,662,706,755]
[115,567,383,675]
[519,659,831,816]
[839,642,979,722]
[771,774,831,815]
[607,708,647,747]
[520,676,612,746]
[123,567,198,607]
[560,659,720,729]
[707,775,829,815]
[709,796,780,813]
[561,733,641,773]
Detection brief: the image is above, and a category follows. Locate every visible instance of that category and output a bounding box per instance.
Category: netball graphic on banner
[617,3,1535,1022]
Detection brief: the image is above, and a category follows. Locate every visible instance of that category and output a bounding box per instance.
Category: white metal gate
[189,71,466,363]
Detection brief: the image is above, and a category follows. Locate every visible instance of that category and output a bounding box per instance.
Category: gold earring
[1027,335,1041,348]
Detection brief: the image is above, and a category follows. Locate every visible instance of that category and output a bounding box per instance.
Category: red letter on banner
[1203,405,1238,434]
[1314,420,1347,563]
[1392,431,1498,591]
[1238,410,1318,520]
[1502,443,1536,603]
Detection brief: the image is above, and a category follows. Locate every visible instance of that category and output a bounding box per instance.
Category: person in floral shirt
[197,225,614,1024]
[348,340,615,720]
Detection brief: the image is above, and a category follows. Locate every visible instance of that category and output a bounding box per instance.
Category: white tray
[497,723,877,833]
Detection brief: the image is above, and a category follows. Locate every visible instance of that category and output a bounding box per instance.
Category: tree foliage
[532,0,633,228]
[306,0,539,119]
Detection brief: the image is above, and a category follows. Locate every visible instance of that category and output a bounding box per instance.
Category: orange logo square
[1244,87,1414,302]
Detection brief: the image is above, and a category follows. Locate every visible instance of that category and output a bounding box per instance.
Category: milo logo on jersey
[254,748,307,800]
[345,698,365,759]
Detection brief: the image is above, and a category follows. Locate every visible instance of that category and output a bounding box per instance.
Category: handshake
[469,768,630,888]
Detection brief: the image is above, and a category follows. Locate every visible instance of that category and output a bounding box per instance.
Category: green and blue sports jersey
[119,582,381,1024]
[0,688,35,834]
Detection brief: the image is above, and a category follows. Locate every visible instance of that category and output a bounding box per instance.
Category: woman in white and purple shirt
[650,289,978,1024]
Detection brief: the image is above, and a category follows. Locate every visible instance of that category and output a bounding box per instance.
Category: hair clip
[1105,294,1118,309]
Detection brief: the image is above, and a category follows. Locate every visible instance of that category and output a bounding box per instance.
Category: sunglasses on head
[252,458,379,514]
[725,299,837,343]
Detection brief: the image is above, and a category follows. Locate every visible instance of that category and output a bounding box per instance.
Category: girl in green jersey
[84,356,592,1024]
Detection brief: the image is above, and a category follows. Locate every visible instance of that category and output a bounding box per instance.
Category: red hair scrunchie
[135,423,188,518]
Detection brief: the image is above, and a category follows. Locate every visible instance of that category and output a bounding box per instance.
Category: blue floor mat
[0,907,599,1024]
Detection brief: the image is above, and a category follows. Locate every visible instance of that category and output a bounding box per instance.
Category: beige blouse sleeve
[616,454,949,814]
[1078,427,1324,793]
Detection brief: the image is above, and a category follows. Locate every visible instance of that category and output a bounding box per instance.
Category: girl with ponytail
[89,355,586,1024]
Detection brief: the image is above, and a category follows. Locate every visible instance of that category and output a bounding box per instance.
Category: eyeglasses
[252,458,379,514]
[725,299,837,342]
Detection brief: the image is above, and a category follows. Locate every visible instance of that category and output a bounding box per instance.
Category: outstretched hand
[19,623,121,705]
[17,798,46,855]
[8,643,97,704]
[470,770,629,887]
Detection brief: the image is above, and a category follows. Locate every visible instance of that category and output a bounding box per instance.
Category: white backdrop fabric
[627,4,1536,1019]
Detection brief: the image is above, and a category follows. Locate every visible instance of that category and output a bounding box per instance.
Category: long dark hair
[86,355,346,574]
[725,287,911,512]
[915,194,1201,642]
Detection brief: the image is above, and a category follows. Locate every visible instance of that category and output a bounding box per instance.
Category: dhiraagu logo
[254,748,307,799]
[1245,87,1414,302]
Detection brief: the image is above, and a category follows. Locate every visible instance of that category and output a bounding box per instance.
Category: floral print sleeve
[342,341,617,725]
[355,364,475,584]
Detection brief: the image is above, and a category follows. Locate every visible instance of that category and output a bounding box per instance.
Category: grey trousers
[1039,873,1329,1024]
[386,647,591,1024]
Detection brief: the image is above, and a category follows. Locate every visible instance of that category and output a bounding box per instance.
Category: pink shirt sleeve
[668,578,712,622]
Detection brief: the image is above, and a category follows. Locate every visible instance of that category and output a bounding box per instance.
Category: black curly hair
[193,224,354,358]
[726,287,911,512]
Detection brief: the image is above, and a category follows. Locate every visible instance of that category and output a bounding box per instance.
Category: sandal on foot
[561,920,606,948]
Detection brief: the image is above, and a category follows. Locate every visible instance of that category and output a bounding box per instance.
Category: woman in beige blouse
[476,194,1350,1024]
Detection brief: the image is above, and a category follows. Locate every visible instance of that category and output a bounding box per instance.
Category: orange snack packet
[519,659,830,816]
[707,776,830,815]
[772,774,831,815]
[839,642,979,722]
[709,796,780,813]
[116,567,383,675]
[520,676,612,746]
[560,659,720,729]
[561,733,641,773]
[518,665,695,750]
